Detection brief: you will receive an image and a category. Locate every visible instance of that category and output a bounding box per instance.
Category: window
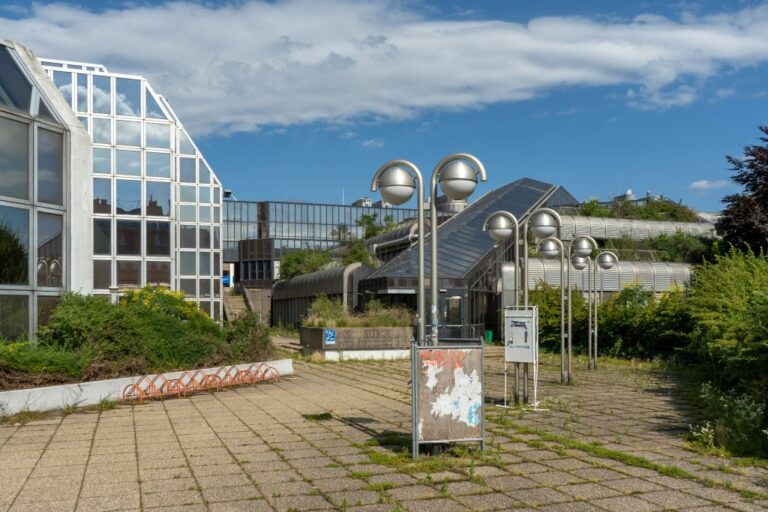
[0,295,28,340]
[213,226,220,249]
[180,278,196,297]
[93,148,111,174]
[199,186,210,204]
[0,205,29,285]
[116,220,140,255]
[179,130,195,154]
[53,71,72,107]
[93,260,111,289]
[116,180,141,215]
[199,161,211,184]
[179,185,196,203]
[116,260,140,288]
[36,128,63,205]
[92,75,111,114]
[180,158,195,182]
[76,74,87,113]
[145,182,170,216]
[146,221,170,256]
[115,78,141,117]
[37,296,60,328]
[146,123,170,149]
[179,252,196,275]
[115,149,141,176]
[37,213,62,287]
[179,225,196,248]
[199,226,210,248]
[0,47,32,113]
[179,205,195,222]
[199,206,210,223]
[146,152,170,178]
[199,279,210,298]
[145,88,166,119]
[92,118,111,144]
[146,261,170,287]
[93,219,110,255]
[214,253,221,277]
[93,178,111,214]
[199,252,211,276]
[0,116,29,199]
[115,120,141,146]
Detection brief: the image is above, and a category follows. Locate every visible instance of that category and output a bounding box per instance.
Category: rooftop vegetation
[301,295,412,328]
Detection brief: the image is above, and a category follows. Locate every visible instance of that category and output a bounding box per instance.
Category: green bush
[302,295,412,328]
[697,382,768,457]
[225,312,274,362]
[528,282,588,351]
[0,341,91,377]
[280,249,331,279]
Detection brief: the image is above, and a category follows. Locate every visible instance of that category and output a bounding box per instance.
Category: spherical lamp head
[571,256,588,270]
[538,239,561,259]
[572,237,595,258]
[486,213,515,242]
[438,160,478,200]
[597,252,617,270]
[529,211,558,239]
[377,166,415,205]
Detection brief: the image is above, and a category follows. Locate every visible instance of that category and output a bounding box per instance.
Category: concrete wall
[300,326,412,351]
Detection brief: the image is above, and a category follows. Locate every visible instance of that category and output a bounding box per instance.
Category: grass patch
[303,412,333,421]
[0,408,55,425]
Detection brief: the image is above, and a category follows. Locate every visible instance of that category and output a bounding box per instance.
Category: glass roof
[0,46,32,113]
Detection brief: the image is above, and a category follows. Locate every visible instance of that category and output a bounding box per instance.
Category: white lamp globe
[378,166,416,205]
[438,160,478,200]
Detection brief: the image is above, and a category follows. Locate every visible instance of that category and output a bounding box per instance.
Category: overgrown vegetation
[302,295,412,328]
[578,197,699,222]
[604,232,717,264]
[0,287,274,390]
[279,248,332,280]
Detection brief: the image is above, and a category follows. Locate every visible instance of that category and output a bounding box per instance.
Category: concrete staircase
[223,293,249,321]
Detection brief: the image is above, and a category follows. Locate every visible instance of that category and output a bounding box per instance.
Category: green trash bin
[484,330,493,344]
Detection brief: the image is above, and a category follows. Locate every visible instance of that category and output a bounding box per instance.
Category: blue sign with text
[324,329,337,345]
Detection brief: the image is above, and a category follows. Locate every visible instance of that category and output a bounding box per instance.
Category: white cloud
[3,1,768,136]
[360,138,384,148]
[689,179,730,190]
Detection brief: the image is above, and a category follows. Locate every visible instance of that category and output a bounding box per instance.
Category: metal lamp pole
[537,236,566,383]
[592,251,619,370]
[565,235,598,383]
[428,154,487,344]
[371,161,425,344]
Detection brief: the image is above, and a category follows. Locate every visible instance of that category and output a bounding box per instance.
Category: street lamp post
[428,154,487,344]
[371,161,426,344]
[571,255,592,369]
[565,236,598,383]
[537,236,566,383]
[593,251,618,369]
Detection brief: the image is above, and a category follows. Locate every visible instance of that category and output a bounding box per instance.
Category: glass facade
[43,58,223,319]
[1,44,68,339]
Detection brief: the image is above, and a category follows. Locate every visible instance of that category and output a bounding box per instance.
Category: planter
[299,326,412,352]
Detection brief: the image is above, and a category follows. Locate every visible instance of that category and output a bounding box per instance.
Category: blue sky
[2,0,767,211]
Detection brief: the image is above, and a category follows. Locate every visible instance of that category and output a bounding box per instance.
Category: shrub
[280,249,331,279]
[0,341,91,377]
[302,295,412,328]
[527,282,588,352]
[224,312,274,362]
[697,382,768,457]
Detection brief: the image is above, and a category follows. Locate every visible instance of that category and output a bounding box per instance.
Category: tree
[356,213,383,239]
[717,126,768,251]
[342,238,374,267]
[279,249,331,279]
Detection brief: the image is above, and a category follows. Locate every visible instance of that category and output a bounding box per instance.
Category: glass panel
[93,147,111,174]
[179,185,196,202]
[116,220,140,255]
[76,74,88,112]
[0,116,29,199]
[199,279,210,298]
[0,47,32,113]
[37,128,63,205]
[37,212,63,287]
[116,180,141,215]
[37,98,56,122]
[180,225,196,249]
[199,160,211,184]
[145,151,170,178]
[199,252,211,276]
[78,116,89,132]
[199,301,211,317]
[213,187,221,205]
[146,221,170,256]
[92,75,111,114]
[214,283,221,298]
[116,260,141,288]
[199,206,211,223]
[199,186,210,204]
[179,130,195,154]
[145,181,170,216]
[93,260,111,289]
[145,123,170,149]
[0,205,29,285]
[115,149,140,176]
[180,158,195,182]
[199,226,210,248]
[179,205,195,222]
[145,88,166,119]
[179,252,196,275]
[115,78,141,117]
[37,296,60,328]
[92,117,111,144]
[214,252,220,277]
[93,219,110,255]
[0,295,28,341]
[213,301,220,320]
[146,261,170,287]
[93,178,111,214]
[213,206,220,223]
[180,278,196,296]
[53,71,72,107]
[115,120,141,146]
[213,227,220,249]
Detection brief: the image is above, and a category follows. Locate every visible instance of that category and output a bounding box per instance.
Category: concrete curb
[0,359,293,416]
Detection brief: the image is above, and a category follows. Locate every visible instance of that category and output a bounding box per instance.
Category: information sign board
[504,308,537,363]
[324,329,336,345]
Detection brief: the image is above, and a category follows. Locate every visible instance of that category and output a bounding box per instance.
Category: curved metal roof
[559,215,715,241]
[523,258,692,292]
[273,263,364,300]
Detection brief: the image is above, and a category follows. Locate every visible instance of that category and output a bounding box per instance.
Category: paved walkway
[1,348,766,512]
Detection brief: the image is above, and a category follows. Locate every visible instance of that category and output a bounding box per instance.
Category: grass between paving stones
[487,412,768,501]
[302,411,333,421]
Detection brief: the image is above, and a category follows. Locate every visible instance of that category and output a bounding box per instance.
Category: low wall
[300,326,412,351]
[0,359,293,416]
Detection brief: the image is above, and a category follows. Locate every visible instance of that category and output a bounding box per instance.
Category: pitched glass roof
[367,178,578,281]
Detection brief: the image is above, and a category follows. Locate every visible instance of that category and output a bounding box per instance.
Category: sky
[2,0,767,212]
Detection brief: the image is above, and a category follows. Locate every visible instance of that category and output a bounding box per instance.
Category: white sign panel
[504,308,538,363]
